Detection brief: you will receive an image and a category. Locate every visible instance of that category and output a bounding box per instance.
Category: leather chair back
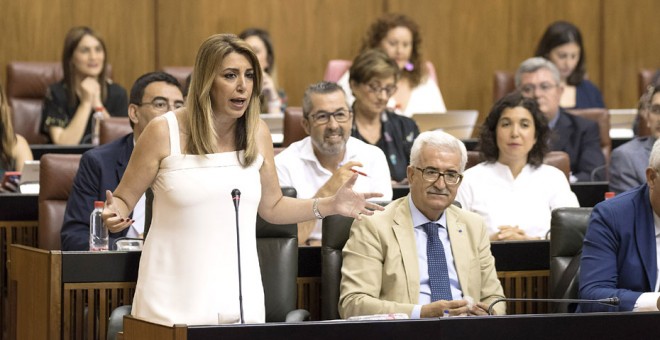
[6,62,62,144]
[549,207,592,313]
[283,106,307,147]
[565,108,612,171]
[161,66,193,90]
[38,153,82,250]
[256,186,303,322]
[100,117,132,145]
[638,68,657,97]
[466,150,571,180]
[320,215,354,320]
[323,59,439,84]
[493,70,515,103]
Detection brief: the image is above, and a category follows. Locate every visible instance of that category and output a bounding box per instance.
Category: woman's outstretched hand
[332,173,385,220]
[102,190,134,233]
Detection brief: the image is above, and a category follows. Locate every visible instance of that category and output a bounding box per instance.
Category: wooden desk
[30,144,93,160]
[0,194,38,340]
[9,245,139,340]
[122,312,660,340]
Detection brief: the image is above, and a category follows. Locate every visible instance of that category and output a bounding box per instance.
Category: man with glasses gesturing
[61,72,184,250]
[516,57,604,182]
[275,81,392,246]
[339,130,505,318]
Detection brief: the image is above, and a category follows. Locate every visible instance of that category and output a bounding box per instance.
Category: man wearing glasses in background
[609,84,660,194]
[516,57,604,182]
[275,81,392,246]
[339,130,505,318]
[61,72,184,250]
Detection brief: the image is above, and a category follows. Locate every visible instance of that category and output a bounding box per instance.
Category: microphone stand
[231,189,245,324]
[487,297,620,315]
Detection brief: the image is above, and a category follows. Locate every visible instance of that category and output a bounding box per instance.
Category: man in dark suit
[579,139,660,312]
[516,57,605,182]
[61,72,184,250]
[610,85,660,194]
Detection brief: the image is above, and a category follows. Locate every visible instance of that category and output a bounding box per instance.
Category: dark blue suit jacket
[61,133,133,250]
[551,109,605,182]
[578,184,656,312]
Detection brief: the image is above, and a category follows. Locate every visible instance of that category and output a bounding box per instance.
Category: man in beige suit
[339,130,505,318]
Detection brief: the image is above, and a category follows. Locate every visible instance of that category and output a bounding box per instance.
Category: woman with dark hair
[1,83,33,191]
[41,26,128,145]
[102,33,382,326]
[535,21,605,109]
[239,28,285,113]
[349,49,419,183]
[338,13,446,116]
[456,92,578,241]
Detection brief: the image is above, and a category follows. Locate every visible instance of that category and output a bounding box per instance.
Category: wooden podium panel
[122,312,660,340]
[9,245,138,340]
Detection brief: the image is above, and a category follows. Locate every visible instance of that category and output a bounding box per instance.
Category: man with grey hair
[275,81,392,245]
[609,84,660,194]
[339,130,505,319]
[580,139,660,312]
[516,57,604,182]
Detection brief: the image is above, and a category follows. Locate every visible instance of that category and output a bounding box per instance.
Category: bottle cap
[94,201,104,208]
[604,192,615,200]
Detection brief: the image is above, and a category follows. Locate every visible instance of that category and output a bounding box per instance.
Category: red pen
[350,168,369,177]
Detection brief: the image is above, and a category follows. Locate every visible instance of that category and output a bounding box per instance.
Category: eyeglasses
[414,167,463,185]
[520,82,558,96]
[138,98,184,112]
[650,105,660,115]
[366,82,397,97]
[308,109,352,125]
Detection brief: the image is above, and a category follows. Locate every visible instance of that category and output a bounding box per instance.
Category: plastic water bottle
[89,201,108,251]
[91,107,104,145]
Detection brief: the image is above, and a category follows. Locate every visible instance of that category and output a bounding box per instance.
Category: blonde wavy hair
[185,33,263,167]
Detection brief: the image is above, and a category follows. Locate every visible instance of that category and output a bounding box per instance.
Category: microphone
[487,297,620,315]
[231,188,244,324]
[232,189,241,211]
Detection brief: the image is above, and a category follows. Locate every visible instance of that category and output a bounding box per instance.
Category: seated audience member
[338,13,446,117]
[579,139,660,312]
[456,92,579,241]
[610,85,660,194]
[0,83,33,192]
[349,49,420,184]
[339,130,505,318]
[275,81,393,246]
[535,21,605,109]
[61,72,183,250]
[42,26,128,145]
[239,28,285,113]
[516,57,605,182]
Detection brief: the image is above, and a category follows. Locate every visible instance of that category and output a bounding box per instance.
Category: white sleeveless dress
[131,111,265,325]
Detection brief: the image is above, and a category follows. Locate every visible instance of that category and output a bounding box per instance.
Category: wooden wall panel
[1,0,658,134]
[0,0,154,95]
[603,0,660,109]
[389,0,602,121]
[155,0,384,107]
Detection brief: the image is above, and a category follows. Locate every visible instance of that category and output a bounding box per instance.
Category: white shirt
[632,212,660,311]
[408,196,462,319]
[337,71,447,117]
[275,136,393,240]
[456,162,579,238]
